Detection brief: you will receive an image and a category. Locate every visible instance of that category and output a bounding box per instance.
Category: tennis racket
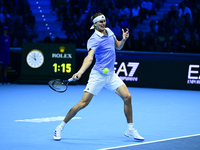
[48,77,76,93]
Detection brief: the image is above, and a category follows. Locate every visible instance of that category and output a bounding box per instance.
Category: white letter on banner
[116,62,128,76]
[127,62,139,77]
[188,65,199,79]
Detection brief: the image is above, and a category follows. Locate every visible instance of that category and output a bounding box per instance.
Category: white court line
[14,116,82,123]
[98,133,200,150]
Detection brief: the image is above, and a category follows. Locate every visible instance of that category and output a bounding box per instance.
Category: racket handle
[68,78,74,82]
[68,76,78,82]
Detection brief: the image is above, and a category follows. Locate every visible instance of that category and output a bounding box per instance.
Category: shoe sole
[124,133,144,142]
[53,136,61,141]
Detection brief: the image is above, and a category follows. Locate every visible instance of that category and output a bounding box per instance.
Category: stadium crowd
[1,0,200,53]
[51,0,200,53]
[0,0,37,47]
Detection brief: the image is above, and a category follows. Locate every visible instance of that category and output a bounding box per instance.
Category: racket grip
[68,78,74,82]
[68,76,78,82]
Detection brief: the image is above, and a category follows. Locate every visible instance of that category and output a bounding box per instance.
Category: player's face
[95,19,106,32]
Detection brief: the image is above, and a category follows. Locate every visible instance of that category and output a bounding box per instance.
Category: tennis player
[53,12,144,141]
[0,26,11,84]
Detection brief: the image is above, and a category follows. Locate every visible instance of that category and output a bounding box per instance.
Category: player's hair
[91,13,104,22]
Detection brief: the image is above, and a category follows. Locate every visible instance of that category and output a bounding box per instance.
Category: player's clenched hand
[72,73,82,80]
[122,28,129,41]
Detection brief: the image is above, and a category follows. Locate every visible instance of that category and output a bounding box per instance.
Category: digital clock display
[21,43,76,83]
[53,63,71,73]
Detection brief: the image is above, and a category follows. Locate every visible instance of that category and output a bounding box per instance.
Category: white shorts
[84,69,124,96]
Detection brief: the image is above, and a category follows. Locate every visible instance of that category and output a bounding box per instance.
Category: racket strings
[49,80,67,92]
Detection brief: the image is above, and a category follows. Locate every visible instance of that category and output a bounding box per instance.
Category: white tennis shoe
[53,125,63,141]
[124,128,144,141]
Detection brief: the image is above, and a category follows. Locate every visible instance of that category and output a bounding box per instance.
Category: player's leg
[53,92,93,140]
[115,84,132,123]
[116,84,144,141]
[63,91,93,123]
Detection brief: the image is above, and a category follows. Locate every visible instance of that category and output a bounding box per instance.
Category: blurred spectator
[86,0,100,14]
[170,21,180,38]
[44,36,52,43]
[190,26,199,41]
[182,0,192,9]
[130,3,140,31]
[61,3,76,30]
[194,18,200,37]
[0,1,6,27]
[140,0,153,23]
[164,40,173,52]
[0,26,11,84]
[168,5,177,20]
[55,3,66,21]
[6,1,16,14]
[146,20,159,37]
[191,40,200,53]
[23,10,37,43]
[70,0,81,19]
[54,36,61,43]
[107,2,119,20]
[149,37,163,52]
[18,0,31,18]
[178,2,192,19]
[118,4,130,20]
[183,13,193,30]
[170,10,184,28]
[23,11,35,27]
[155,0,165,11]
[158,13,171,34]
[125,33,135,50]
[119,15,129,29]
[110,16,121,40]
[146,31,155,49]
[192,3,200,22]
[13,14,26,46]
[138,39,149,51]
[8,9,23,46]
[99,1,110,17]
[173,33,188,52]
[157,27,166,47]
[134,30,145,50]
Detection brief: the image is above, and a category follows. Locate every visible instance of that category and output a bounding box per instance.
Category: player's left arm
[115,28,129,50]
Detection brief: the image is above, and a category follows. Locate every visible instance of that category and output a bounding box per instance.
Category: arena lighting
[36,1,54,39]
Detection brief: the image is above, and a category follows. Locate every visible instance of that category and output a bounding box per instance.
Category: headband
[90,15,106,30]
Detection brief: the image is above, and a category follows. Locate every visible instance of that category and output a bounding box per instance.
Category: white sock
[128,123,134,130]
[60,121,66,128]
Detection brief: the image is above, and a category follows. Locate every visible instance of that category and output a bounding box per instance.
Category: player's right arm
[72,49,95,80]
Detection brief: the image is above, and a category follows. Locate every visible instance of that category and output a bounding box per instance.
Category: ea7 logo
[115,61,139,76]
[187,64,200,85]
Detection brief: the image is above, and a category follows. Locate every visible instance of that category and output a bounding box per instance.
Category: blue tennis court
[0,84,200,150]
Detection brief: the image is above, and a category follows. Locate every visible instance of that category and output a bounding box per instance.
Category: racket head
[48,79,68,93]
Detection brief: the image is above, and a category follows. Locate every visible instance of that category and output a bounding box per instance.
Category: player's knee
[124,93,132,104]
[80,101,89,109]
